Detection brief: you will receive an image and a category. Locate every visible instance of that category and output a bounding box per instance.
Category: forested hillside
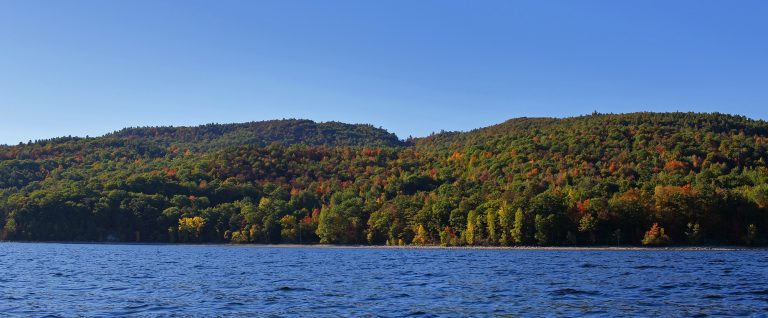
[109,119,405,150]
[1,113,766,246]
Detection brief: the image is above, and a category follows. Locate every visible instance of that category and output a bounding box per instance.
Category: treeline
[0,113,766,246]
[108,119,405,150]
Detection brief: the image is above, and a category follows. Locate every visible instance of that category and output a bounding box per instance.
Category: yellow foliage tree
[412,224,427,245]
[178,216,206,242]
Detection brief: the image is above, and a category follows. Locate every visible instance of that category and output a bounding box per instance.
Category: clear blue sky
[1,0,767,144]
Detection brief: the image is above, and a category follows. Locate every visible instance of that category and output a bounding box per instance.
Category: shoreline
[227,244,765,251]
[1,241,764,251]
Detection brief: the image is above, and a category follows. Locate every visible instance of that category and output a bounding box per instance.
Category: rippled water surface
[1,243,767,317]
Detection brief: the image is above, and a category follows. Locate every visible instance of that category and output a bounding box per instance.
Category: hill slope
[0,112,766,246]
[416,112,768,149]
[109,119,405,149]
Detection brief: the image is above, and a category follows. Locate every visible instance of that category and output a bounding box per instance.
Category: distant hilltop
[106,119,406,149]
[1,112,766,247]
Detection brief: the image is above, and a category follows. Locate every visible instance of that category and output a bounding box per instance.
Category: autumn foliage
[0,113,767,246]
[642,223,671,246]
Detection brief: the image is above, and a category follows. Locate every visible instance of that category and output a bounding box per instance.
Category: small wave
[129,275,153,279]
[406,310,428,316]
[146,305,181,312]
[698,282,723,290]
[633,265,664,269]
[551,288,600,296]
[660,282,693,289]
[123,304,149,310]
[219,302,246,310]
[745,289,768,295]
[275,286,311,292]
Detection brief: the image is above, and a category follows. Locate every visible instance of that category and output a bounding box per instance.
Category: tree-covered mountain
[108,119,405,150]
[1,112,766,246]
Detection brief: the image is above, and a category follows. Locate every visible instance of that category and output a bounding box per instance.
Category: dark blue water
[0,243,766,317]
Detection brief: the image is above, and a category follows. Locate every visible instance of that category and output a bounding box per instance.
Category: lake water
[0,243,766,317]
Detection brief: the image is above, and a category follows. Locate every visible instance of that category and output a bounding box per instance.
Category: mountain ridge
[5,111,768,148]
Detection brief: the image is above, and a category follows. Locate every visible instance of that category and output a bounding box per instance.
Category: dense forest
[1,112,766,246]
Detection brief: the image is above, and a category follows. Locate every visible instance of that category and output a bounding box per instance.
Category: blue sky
[1,0,766,144]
